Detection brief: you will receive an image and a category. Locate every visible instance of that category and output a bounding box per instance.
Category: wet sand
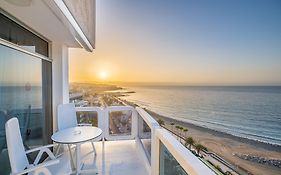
[146,109,281,175]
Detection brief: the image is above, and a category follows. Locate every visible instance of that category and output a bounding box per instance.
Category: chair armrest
[26,144,57,165]
[78,123,92,126]
[14,159,59,175]
[25,144,56,154]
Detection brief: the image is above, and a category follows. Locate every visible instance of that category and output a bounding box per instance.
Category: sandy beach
[145,109,281,175]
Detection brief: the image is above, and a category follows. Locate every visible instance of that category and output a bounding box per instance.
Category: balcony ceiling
[0,0,81,48]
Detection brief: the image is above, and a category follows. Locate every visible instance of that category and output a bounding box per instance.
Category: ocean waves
[122,86,281,146]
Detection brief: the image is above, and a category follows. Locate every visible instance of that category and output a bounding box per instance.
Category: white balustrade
[74,105,215,175]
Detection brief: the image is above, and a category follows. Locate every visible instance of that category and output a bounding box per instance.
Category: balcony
[73,140,148,175]
[53,106,215,175]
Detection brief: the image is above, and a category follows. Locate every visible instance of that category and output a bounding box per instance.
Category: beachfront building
[0,1,215,174]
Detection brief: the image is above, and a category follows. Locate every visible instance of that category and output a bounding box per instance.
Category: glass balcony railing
[137,112,152,163]
[74,106,215,175]
[76,110,98,127]
[109,110,132,136]
[160,142,188,175]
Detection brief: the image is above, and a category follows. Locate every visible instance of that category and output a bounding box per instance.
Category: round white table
[51,126,102,174]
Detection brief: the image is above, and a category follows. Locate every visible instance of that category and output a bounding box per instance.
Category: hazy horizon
[69,0,281,85]
[69,81,281,87]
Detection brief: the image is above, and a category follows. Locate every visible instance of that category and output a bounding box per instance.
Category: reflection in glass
[0,44,43,174]
[109,111,132,135]
[160,142,188,175]
[138,114,151,163]
[0,13,49,57]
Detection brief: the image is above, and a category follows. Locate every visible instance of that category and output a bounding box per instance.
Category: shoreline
[121,99,281,175]
[146,109,281,153]
[147,109,281,175]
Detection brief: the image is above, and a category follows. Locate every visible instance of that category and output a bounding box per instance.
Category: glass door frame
[0,10,53,145]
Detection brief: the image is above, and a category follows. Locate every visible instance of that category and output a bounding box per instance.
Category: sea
[120,86,281,146]
[0,86,42,110]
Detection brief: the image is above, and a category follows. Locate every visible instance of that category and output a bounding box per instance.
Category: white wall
[52,42,69,131]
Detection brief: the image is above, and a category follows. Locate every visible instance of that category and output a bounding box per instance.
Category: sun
[98,71,108,80]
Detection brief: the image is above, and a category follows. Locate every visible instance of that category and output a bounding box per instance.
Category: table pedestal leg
[55,144,61,156]
[76,143,81,175]
[67,144,75,171]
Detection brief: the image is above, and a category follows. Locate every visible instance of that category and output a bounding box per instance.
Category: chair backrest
[57,103,78,130]
[5,117,29,174]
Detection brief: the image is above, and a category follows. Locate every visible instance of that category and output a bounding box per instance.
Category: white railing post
[131,108,138,139]
[99,107,106,139]
[151,124,160,175]
[103,107,110,140]
[135,107,160,175]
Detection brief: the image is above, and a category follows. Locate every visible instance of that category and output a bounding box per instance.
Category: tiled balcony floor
[68,140,149,175]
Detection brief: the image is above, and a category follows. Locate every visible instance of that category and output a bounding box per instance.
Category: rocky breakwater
[233,153,281,168]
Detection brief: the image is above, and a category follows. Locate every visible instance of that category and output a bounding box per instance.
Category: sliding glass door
[0,12,52,175]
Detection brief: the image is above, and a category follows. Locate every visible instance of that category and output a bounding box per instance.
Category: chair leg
[91,141,96,155]
[55,144,61,156]
[67,144,75,171]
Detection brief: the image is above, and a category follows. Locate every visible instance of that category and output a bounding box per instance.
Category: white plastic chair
[57,103,97,154]
[5,118,71,175]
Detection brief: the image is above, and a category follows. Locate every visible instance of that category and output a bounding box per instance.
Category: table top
[51,126,102,144]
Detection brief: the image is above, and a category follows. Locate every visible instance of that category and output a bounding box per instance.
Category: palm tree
[194,143,207,156]
[157,119,165,126]
[179,127,183,141]
[185,137,194,150]
[179,127,183,136]
[183,128,188,137]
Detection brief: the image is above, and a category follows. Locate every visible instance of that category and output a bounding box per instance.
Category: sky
[0,45,41,86]
[69,0,281,85]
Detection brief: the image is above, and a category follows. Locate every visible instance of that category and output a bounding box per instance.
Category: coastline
[146,109,281,152]
[150,109,281,175]
[122,99,281,175]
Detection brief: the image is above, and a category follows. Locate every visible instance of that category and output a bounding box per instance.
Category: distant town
[69,83,134,135]
[69,82,129,107]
